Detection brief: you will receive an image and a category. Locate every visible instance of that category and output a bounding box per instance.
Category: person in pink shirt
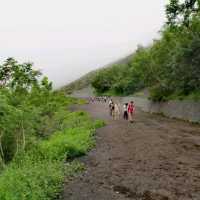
[128,101,135,123]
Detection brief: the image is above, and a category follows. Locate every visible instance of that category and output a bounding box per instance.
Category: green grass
[38,127,95,161]
[0,160,64,200]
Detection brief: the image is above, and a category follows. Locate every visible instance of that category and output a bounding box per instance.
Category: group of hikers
[108,99,135,123]
[89,96,108,103]
[89,96,135,122]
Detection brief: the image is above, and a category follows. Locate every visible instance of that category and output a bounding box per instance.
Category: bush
[149,85,173,102]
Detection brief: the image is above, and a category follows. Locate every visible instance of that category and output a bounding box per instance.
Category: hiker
[113,103,120,120]
[128,101,135,123]
[109,99,114,116]
[123,103,128,120]
[90,97,94,103]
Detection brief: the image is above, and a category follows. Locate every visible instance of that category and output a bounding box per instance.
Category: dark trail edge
[63,102,200,200]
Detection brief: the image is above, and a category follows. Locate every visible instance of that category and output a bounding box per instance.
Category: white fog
[0,0,167,88]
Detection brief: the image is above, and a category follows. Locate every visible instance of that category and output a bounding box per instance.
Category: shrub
[149,85,173,102]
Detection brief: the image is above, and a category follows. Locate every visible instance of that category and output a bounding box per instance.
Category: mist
[0,0,167,88]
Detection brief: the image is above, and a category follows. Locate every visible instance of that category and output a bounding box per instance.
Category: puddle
[113,187,170,200]
[141,190,170,200]
[113,185,136,198]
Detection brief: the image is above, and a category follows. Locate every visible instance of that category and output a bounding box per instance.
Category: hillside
[62,53,134,94]
[78,23,200,101]
[64,1,200,101]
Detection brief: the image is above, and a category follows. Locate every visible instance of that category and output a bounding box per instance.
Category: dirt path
[63,102,200,200]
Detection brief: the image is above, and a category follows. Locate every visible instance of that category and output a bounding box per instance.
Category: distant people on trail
[108,98,113,107]
[113,103,120,120]
[128,101,135,123]
[93,96,107,103]
[89,97,95,103]
[89,96,109,104]
[123,103,128,120]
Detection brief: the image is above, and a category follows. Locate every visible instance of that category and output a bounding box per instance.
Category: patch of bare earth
[63,102,200,200]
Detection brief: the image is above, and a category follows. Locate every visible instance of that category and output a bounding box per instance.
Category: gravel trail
[63,102,200,200]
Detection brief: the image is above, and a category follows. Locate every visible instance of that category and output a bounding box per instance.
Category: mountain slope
[62,53,134,94]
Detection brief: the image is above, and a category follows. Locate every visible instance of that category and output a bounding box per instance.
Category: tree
[166,0,200,27]
[0,58,41,92]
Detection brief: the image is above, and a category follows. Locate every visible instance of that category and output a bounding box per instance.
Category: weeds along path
[63,102,200,200]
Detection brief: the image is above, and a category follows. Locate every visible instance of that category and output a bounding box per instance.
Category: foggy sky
[0,0,167,88]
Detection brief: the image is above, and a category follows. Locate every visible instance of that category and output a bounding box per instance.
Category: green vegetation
[0,58,104,200]
[91,0,200,101]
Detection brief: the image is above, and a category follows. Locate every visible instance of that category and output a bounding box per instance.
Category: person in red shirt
[128,101,135,123]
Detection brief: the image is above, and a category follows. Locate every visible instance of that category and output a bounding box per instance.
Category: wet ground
[63,102,200,200]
